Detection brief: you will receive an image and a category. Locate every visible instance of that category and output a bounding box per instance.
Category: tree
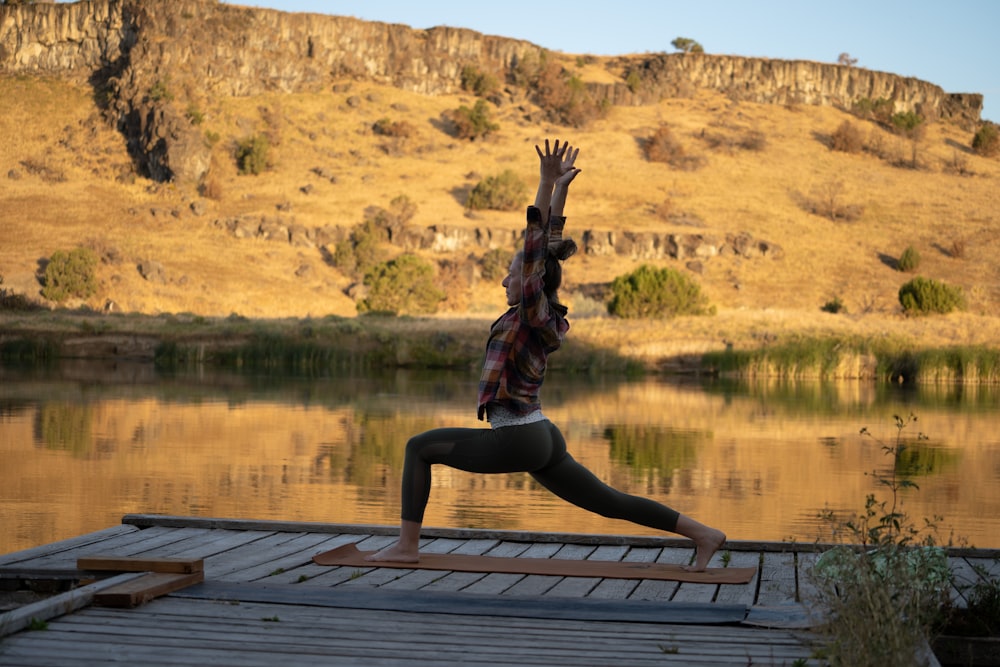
[671,37,704,53]
[838,52,858,67]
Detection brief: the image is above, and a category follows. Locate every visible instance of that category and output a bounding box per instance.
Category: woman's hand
[536,139,579,182]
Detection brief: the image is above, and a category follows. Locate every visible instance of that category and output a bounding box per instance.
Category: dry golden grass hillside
[1,68,999,355]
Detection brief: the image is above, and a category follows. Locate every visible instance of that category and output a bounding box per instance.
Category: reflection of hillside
[2,374,999,556]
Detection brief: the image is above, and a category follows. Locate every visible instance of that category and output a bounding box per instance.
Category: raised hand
[535,139,580,182]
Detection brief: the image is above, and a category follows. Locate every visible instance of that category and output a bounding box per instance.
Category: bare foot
[682,528,726,572]
[364,542,420,563]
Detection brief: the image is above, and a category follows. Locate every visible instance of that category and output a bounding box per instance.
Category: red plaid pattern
[477,206,569,420]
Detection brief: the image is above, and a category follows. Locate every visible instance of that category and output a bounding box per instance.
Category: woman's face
[502,254,522,306]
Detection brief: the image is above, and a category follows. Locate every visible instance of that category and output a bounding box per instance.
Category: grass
[703,336,1000,382]
[1,60,999,370]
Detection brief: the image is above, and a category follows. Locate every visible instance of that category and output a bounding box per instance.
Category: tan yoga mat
[313,543,756,584]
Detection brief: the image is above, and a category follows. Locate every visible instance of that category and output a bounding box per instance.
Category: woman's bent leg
[368,424,551,562]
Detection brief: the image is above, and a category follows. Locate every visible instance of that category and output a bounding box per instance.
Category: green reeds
[704,337,1000,384]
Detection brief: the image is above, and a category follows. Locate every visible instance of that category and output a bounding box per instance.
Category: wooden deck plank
[794,551,822,605]
[16,526,202,571]
[400,538,498,592]
[669,549,724,604]
[251,534,362,585]
[588,546,657,599]
[218,532,352,583]
[444,541,531,595]
[756,550,799,606]
[1,595,818,666]
[0,524,139,568]
[375,538,473,591]
[474,542,597,597]
[629,547,687,601]
[712,550,762,607]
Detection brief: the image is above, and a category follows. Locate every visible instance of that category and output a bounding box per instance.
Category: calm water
[2,360,999,556]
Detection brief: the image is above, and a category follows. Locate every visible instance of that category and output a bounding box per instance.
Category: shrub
[460,65,500,98]
[822,297,846,314]
[890,111,923,133]
[607,264,712,319]
[972,122,999,157]
[644,125,704,170]
[480,247,513,282]
[467,170,528,211]
[359,254,446,315]
[0,275,39,311]
[446,99,498,140]
[897,245,921,272]
[332,219,389,279]
[532,61,608,127]
[852,97,894,124]
[898,276,966,316]
[372,118,414,138]
[41,247,98,302]
[236,134,270,175]
[830,120,864,153]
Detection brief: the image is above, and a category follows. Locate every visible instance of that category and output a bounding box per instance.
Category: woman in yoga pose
[366,139,726,571]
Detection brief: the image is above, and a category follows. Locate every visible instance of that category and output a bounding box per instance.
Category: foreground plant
[811,413,953,667]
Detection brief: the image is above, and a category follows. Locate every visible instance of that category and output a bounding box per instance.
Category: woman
[367,139,726,571]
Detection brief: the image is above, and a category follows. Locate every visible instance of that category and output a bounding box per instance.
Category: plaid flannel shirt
[477,206,569,420]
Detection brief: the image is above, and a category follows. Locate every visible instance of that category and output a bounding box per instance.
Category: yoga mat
[313,543,756,584]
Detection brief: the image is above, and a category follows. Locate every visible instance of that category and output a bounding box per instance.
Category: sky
[223,1,998,123]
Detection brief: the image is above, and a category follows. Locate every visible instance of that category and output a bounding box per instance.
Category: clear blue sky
[225,1,998,123]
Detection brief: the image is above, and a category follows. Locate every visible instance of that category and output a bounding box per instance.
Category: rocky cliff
[0,0,984,186]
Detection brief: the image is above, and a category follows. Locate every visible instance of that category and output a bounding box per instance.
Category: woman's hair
[542,238,578,302]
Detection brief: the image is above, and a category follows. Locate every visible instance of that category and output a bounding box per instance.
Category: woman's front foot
[364,542,420,563]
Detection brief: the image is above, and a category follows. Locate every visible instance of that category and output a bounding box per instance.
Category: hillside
[1,0,998,359]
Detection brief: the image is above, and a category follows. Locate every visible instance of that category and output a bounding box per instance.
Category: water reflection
[1,362,998,555]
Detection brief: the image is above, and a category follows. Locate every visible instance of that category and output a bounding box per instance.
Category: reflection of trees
[604,424,705,475]
[34,403,93,455]
[343,412,439,489]
[894,443,961,478]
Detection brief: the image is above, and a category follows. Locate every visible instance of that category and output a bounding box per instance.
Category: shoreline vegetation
[1,310,998,384]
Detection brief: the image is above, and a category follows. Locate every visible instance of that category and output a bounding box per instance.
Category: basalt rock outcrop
[0,0,985,188]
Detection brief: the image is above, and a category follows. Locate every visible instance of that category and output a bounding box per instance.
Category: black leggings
[400,420,681,532]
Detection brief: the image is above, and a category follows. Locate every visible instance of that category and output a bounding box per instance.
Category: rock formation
[0,0,985,187]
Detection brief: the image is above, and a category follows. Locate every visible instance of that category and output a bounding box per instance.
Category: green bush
[446,99,499,140]
[852,97,894,124]
[467,170,528,211]
[460,65,500,98]
[607,264,712,318]
[332,219,389,279]
[359,254,446,315]
[897,245,921,272]
[898,276,966,316]
[236,134,270,175]
[890,111,924,138]
[972,122,999,157]
[821,297,846,314]
[41,247,98,302]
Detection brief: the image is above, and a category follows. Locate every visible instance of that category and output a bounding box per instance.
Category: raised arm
[534,139,580,221]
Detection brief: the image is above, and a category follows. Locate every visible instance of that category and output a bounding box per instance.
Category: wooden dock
[1,515,996,666]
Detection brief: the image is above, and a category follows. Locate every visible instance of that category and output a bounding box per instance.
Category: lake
[2,360,999,556]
